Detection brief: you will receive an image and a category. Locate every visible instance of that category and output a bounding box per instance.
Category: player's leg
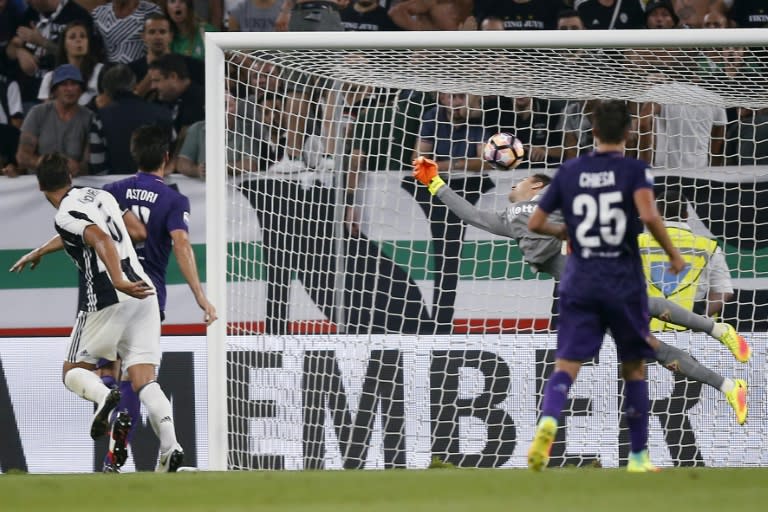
[649,336,747,424]
[120,297,183,472]
[528,292,599,471]
[528,358,581,472]
[607,294,659,473]
[620,359,659,473]
[104,370,140,472]
[126,363,183,472]
[647,297,750,362]
[62,308,123,440]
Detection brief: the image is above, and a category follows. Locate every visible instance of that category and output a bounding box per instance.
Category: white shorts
[66,296,161,369]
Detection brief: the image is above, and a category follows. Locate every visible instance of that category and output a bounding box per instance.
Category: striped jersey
[55,186,154,312]
[92,1,162,64]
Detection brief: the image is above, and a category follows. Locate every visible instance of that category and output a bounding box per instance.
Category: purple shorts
[556,290,654,363]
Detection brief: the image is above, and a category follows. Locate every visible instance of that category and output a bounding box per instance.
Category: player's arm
[122,209,147,243]
[634,187,686,274]
[412,157,510,233]
[83,225,154,299]
[170,229,217,325]
[8,235,64,273]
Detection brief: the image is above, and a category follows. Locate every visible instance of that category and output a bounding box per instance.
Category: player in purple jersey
[97,124,217,471]
[526,100,685,472]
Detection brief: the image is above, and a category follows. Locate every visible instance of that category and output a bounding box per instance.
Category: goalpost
[205,29,768,471]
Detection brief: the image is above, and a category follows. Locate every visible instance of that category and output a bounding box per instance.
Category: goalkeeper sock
[118,380,141,443]
[647,297,715,333]
[654,341,725,390]
[138,381,177,454]
[624,380,650,454]
[719,378,736,394]
[64,367,110,404]
[540,371,573,420]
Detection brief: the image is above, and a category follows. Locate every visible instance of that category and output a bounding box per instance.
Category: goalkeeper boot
[725,379,748,425]
[156,444,184,473]
[627,450,661,473]
[716,323,751,363]
[90,388,121,440]
[527,416,557,472]
[107,411,132,468]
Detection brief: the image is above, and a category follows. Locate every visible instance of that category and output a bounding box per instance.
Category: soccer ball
[483,132,525,170]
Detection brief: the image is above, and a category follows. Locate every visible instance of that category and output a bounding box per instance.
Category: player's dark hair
[37,153,71,192]
[131,124,171,172]
[591,100,631,144]
[148,53,189,80]
[531,173,552,187]
[657,189,688,220]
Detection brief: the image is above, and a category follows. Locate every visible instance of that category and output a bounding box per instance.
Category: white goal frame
[204,28,768,471]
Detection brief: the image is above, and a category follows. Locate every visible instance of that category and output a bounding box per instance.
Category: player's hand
[114,279,155,299]
[198,299,218,326]
[9,249,42,273]
[412,156,439,186]
[667,254,687,275]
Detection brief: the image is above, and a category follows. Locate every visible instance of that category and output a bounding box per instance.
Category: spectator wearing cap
[646,0,679,29]
[37,20,104,106]
[15,63,93,176]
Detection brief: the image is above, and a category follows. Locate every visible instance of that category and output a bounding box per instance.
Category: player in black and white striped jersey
[10,153,184,472]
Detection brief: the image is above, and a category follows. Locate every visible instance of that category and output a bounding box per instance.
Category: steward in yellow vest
[639,223,718,331]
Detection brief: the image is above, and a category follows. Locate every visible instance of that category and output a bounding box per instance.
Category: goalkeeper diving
[412,157,749,424]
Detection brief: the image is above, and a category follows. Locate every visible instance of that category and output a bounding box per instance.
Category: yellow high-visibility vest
[638,226,718,331]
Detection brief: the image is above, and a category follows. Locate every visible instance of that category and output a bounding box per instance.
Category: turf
[1,467,765,512]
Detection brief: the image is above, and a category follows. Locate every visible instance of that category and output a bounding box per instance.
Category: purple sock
[624,380,650,454]
[541,370,573,420]
[119,380,141,443]
[101,375,117,389]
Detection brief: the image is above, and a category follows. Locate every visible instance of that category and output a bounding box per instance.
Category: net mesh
[217,43,768,470]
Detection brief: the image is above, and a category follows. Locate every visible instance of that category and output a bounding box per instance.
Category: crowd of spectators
[0,0,767,178]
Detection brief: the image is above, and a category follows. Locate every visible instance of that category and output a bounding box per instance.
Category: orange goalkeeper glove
[412,157,446,195]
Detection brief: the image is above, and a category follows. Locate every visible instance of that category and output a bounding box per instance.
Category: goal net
[204,30,768,471]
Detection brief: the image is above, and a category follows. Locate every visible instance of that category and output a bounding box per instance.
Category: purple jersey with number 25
[537,151,655,362]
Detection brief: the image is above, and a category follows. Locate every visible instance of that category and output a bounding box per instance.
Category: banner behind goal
[204,30,768,471]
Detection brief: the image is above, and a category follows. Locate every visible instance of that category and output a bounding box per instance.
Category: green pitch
[1,468,766,512]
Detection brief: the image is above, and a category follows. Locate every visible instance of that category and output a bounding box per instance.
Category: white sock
[139,381,178,454]
[720,378,735,394]
[64,367,110,404]
[710,323,726,339]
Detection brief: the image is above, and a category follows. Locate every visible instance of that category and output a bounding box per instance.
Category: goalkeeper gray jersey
[435,185,566,278]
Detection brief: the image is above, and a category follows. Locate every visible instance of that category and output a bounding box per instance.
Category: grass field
[1,468,767,512]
